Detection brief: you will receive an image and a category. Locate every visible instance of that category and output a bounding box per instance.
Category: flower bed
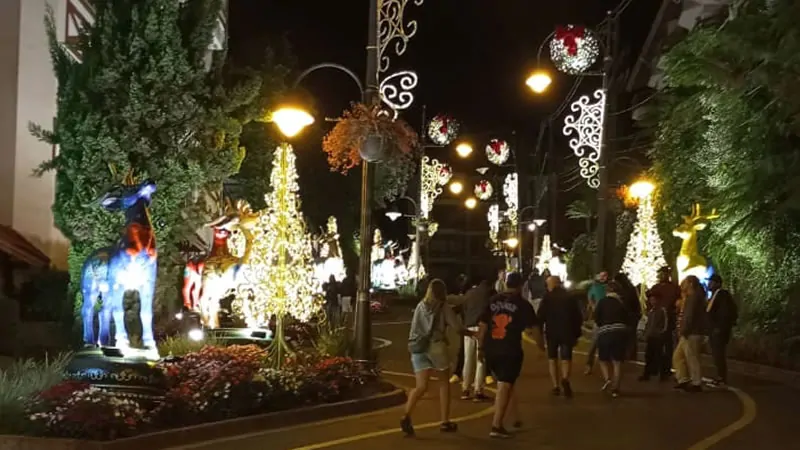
[20,345,381,441]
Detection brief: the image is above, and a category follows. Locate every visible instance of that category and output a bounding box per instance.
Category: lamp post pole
[353,0,381,363]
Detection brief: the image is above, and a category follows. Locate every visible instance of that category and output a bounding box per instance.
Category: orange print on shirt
[492,314,512,339]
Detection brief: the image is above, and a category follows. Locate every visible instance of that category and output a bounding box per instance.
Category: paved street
[171,309,800,450]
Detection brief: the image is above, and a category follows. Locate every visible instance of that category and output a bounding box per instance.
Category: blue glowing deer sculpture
[81,179,158,354]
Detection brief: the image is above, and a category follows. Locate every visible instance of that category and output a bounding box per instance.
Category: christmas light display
[485,139,510,166]
[563,89,606,189]
[550,25,600,75]
[672,203,719,284]
[312,216,347,291]
[438,163,453,185]
[420,156,446,219]
[380,70,418,119]
[488,203,500,246]
[474,179,493,201]
[427,114,460,146]
[535,234,568,281]
[622,194,666,299]
[503,173,519,227]
[234,143,322,364]
[370,229,411,290]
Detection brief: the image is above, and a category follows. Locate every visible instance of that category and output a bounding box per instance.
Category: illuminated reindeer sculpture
[81,175,158,354]
[672,203,719,282]
[183,200,259,328]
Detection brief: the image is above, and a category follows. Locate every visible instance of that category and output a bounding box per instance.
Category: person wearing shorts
[477,272,544,439]
[594,280,631,398]
[538,277,583,398]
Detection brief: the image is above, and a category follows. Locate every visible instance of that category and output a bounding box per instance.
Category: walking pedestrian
[584,270,609,375]
[614,273,642,361]
[477,272,545,439]
[639,294,669,381]
[673,275,708,393]
[402,279,472,436]
[523,269,546,313]
[538,276,583,398]
[646,267,681,380]
[322,275,339,326]
[707,274,737,386]
[594,281,631,398]
[460,279,492,401]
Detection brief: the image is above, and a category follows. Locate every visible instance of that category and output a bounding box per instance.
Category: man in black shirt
[477,272,544,439]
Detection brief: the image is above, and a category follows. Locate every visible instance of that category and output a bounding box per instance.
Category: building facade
[0,0,227,269]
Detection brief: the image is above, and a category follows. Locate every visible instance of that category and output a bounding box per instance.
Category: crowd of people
[400,267,738,439]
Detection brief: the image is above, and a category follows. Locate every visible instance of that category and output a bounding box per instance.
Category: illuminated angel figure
[312,216,346,290]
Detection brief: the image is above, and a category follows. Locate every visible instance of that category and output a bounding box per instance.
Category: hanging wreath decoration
[437,163,453,185]
[549,25,600,75]
[427,114,460,146]
[485,139,510,166]
[474,180,493,201]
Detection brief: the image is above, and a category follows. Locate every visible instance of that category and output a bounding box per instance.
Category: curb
[581,326,800,389]
[0,383,406,450]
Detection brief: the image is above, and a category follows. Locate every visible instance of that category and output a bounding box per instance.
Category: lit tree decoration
[488,203,500,245]
[474,180,493,201]
[419,156,446,219]
[535,234,568,281]
[503,173,519,226]
[485,139,510,166]
[427,114,460,146]
[438,163,453,185]
[550,25,600,75]
[563,89,606,189]
[234,143,322,366]
[621,184,666,303]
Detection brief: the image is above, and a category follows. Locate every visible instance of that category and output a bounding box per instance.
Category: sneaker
[400,415,414,436]
[551,387,561,396]
[561,379,573,398]
[601,380,612,391]
[490,427,512,439]
[460,390,471,400]
[449,375,461,384]
[611,389,620,398]
[485,376,496,385]
[673,381,690,391]
[440,421,458,433]
[473,392,490,402]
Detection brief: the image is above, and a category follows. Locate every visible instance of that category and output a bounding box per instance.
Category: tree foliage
[649,0,800,332]
[35,0,275,318]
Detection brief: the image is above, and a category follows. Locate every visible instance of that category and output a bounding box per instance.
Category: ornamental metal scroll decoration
[380,70,418,119]
[379,0,424,74]
[487,203,500,245]
[563,89,607,189]
[503,173,519,227]
[419,156,444,219]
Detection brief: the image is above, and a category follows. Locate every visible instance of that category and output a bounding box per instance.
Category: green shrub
[0,353,71,434]
[313,325,353,358]
[157,335,222,357]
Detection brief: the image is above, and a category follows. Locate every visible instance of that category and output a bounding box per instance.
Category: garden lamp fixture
[455,143,473,158]
[629,180,655,200]
[504,237,519,249]
[525,70,552,94]
[449,180,464,195]
[272,107,314,138]
[464,197,478,210]
[385,205,403,221]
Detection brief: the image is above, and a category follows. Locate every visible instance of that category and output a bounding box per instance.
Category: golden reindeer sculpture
[672,203,719,282]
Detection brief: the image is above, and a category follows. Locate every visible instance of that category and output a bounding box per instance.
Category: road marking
[374,320,412,325]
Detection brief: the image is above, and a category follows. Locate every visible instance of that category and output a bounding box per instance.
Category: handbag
[408,304,442,354]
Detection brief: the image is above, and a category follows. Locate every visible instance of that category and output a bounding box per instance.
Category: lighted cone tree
[234,143,322,367]
[621,190,666,304]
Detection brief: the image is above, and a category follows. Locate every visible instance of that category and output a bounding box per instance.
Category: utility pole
[353,0,380,363]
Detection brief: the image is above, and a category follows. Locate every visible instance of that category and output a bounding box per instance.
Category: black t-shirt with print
[479,292,539,356]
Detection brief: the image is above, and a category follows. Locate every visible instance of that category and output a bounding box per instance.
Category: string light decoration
[485,139,510,166]
[234,143,322,365]
[312,216,347,291]
[503,173,519,226]
[563,89,606,189]
[487,204,500,246]
[535,234,568,281]
[438,163,453,185]
[550,25,600,75]
[426,114,460,146]
[622,193,666,301]
[380,70,418,119]
[474,180,493,201]
[419,156,446,219]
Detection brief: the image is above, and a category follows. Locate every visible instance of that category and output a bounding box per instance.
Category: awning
[0,225,51,268]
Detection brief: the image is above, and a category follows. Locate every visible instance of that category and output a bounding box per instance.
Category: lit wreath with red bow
[427,114,460,146]
[549,25,600,75]
[437,164,453,185]
[474,180,493,201]
[485,139,510,166]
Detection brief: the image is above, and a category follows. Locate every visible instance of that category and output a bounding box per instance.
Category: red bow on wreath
[439,117,449,135]
[478,181,488,192]
[555,25,585,56]
[489,140,503,155]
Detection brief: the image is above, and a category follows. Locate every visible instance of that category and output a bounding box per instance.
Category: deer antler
[687,203,720,223]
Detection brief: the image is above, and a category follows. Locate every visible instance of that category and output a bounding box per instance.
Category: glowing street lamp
[272,107,315,138]
[449,180,464,195]
[464,197,477,210]
[525,70,553,94]
[455,143,473,158]
[504,237,519,249]
[628,180,655,200]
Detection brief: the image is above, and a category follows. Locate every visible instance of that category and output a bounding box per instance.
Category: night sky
[227,0,660,250]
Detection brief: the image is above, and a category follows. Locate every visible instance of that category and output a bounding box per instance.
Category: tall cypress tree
[34,0,272,321]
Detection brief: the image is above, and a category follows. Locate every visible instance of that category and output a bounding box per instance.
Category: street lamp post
[386,196,422,285]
